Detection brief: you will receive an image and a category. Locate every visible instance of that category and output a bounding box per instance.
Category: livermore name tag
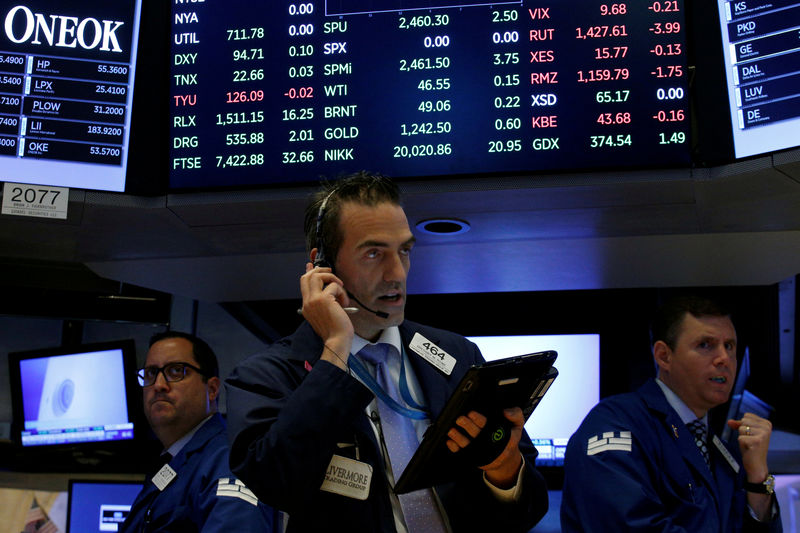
[320,455,372,500]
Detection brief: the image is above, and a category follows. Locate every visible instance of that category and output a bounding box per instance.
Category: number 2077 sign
[2,182,68,219]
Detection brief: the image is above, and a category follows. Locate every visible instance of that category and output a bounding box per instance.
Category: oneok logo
[4,5,125,52]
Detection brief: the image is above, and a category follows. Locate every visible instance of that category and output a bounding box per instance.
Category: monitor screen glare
[18,347,134,446]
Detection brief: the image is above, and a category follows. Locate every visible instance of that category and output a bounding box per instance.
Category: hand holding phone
[299,262,355,369]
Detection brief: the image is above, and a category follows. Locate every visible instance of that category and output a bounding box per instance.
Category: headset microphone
[346,291,390,319]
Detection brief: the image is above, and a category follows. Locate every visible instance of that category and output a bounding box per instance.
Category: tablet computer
[394,350,558,494]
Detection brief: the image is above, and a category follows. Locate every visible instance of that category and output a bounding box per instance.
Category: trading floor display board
[169,0,691,188]
[0,0,144,192]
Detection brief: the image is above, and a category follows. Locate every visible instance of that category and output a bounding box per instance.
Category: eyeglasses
[137,362,205,387]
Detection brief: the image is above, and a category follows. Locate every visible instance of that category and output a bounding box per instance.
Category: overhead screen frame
[167,0,695,191]
[0,0,169,195]
[123,0,170,195]
[2,2,794,195]
[690,0,800,165]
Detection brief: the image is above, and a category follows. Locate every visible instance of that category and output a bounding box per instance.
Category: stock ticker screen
[716,0,800,159]
[169,0,691,189]
[0,0,142,192]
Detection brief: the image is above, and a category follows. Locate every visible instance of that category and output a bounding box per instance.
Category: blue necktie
[357,343,448,533]
[687,419,710,468]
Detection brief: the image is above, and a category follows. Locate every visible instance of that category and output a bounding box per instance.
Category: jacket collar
[640,379,737,508]
[286,321,326,365]
[171,412,226,467]
[286,320,458,416]
[399,321,455,417]
[641,379,715,478]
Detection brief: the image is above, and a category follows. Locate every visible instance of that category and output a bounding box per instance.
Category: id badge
[152,463,177,491]
[320,455,372,500]
[409,333,456,375]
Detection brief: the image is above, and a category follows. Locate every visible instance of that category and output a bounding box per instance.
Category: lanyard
[348,347,429,420]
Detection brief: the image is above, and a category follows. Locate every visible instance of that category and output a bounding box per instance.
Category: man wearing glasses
[121,331,276,532]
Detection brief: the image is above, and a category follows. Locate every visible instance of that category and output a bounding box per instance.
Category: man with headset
[225,172,548,532]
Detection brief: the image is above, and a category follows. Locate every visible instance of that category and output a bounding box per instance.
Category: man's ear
[653,340,671,374]
[207,376,221,403]
[310,248,319,264]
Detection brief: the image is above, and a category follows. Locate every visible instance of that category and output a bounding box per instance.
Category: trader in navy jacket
[225,172,548,532]
[561,295,781,532]
[122,332,276,533]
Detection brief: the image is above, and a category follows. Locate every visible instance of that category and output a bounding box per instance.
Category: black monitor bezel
[688,0,800,166]
[66,478,144,533]
[8,339,141,454]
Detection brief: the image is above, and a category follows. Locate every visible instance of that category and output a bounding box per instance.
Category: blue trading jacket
[561,379,781,533]
[121,412,276,533]
[225,320,549,533]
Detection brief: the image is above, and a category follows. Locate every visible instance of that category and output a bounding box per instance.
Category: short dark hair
[651,295,732,350]
[149,331,219,380]
[303,171,401,266]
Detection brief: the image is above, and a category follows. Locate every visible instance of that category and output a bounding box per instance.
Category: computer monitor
[712,1,800,159]
[691,1,800,162]
[66,479,143,533]
[772,474,800,533]
[8,340,139,448]
[467,334,600,467]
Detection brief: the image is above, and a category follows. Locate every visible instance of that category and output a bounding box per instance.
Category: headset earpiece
[311,184,388,319]
[313,254,331,269]
[313,190,335,269]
